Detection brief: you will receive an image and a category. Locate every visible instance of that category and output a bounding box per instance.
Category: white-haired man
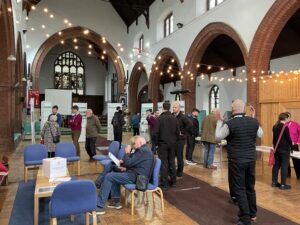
[216,99,263,225]
[201,108,219,169]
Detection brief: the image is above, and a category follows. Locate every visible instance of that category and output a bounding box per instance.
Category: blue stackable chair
[123,158,164,215]
[55,142,81,176]
[93,141,120,166]
[23,144,48,182]
[49,180,97,225]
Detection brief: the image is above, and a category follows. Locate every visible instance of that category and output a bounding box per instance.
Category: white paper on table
[109,152,120,167]
[49,177,71,183]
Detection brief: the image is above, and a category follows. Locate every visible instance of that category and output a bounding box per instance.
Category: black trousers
[292,158,300,178]
[175,139,185,177]
[85,137,97,159]
[272,151,290,185]
[132,127,140,136]
[48,152,55,158]
[228,160,256,225]
[186,135,195,161]
[113,127,123,144]
[158,143,176,187]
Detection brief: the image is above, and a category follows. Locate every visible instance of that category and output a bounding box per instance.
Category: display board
[30,98,35,144]
[41,101,52,130]
[107,103,123,141]
[73,102,87,142]
[140,103,153,142]
[45,89,73,115]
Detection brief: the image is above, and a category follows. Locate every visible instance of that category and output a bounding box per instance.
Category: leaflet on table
[49,177,71,183]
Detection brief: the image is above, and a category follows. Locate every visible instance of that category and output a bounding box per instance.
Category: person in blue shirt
[48,105,63,126]
[131,112,140,136]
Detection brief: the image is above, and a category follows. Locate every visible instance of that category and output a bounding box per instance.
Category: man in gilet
[216,99,263,225]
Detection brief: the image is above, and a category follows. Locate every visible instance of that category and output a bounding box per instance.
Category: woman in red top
[69,105,82,156]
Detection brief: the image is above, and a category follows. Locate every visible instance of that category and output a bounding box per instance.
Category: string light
[83,29,89,35]
[41,25,46,29]
[88,44,92,49]
[7,7,12,12]
[43,8,48,13]
[88,51,92,55]
[60,40,64,44]
[74,45,78,50]
[50,14,54,18]
[64,19,69,24]
[58,32,62,35]
[31,5,36,10]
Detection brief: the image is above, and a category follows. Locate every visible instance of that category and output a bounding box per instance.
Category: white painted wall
[39,44,108,96]
[137,72,148,94]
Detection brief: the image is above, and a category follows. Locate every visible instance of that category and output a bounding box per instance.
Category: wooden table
[34,168,70,225]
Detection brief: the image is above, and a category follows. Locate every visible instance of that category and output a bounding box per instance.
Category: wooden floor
[1,133,300,225]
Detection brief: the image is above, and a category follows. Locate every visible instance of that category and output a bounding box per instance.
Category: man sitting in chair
[96,136,153,214]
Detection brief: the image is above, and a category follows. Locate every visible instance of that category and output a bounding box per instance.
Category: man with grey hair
[216,99,263,225]
[86,109,101,161]
[201,108,219,169]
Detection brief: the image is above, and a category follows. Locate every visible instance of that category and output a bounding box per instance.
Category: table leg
[34,196,39,225]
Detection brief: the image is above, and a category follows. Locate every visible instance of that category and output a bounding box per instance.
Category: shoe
[229,196,238,205]
[251,216,257,222]
[271,182,281,188]
[186,160,197,165]
[176,176,183,180]
[95,206,106,215]
[280,184,291,190]
[208,165,217,169]
[107,201,122,209]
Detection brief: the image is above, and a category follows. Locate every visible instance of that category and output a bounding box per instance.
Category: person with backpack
[131,112,140,136]
[112,106,125,144]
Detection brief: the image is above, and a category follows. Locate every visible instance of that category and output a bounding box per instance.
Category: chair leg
[124,189,128,207]
[92,211,97,225]
[72,163,75,175]
[77,160,81,176]
[24,167,28,183]
[50,217,57,225]
[4,175,8,186]
[85,212,89,225]
[131,190,136,215]
[158,188,165,212]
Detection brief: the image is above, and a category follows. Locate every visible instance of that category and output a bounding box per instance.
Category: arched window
[209,85,219,112]
[164,13,173,37]
[139,35,144,53]
[54,51,85,95]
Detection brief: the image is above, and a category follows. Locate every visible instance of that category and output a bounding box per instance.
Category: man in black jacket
[153,101,180,189]
[96,136,153,214]
[216,99,263,225]
[172,101,193,178]
[186,108,200,165]
[112,106,125,144]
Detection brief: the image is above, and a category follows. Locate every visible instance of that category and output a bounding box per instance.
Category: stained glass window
[209,85,219,112]
[54,51,85,95]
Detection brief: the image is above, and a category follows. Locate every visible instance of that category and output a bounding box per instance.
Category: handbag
[48,123,60,144]
[268,124,286,167]
[136,156,155,192]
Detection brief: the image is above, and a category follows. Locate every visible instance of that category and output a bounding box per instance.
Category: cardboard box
[42,157,67,178]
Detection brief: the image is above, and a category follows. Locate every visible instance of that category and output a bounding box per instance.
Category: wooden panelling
[259,78,300,145]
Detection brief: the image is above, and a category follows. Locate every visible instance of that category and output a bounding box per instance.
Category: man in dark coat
[112,106,125,144]
[153,101,180,189]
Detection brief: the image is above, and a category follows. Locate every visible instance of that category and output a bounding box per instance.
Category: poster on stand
[140,103,153,142]
[41,101,52,130]
[107,103,123,141]
[30,98,35,144]
[73,103,87,142]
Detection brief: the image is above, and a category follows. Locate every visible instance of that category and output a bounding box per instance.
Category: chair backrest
[109,141,120,156]
[50,180,96,217]
[150,158,161,187]
[117,146,126,159]
[55,142,76,158]
[24,144,48,163]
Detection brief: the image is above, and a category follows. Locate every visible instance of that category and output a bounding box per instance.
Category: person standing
[131,112,140,136]
[216,99,263,225]
[285,112,300,179]
[86,109,101,161]
[272,113,293,189]
[172,102,193,178]
[185,108,200,165]
[153,102,179,189]
[147,110,160,153]
[201,108,218,169]
[112,106,125,144]
[48,105,63,126]
[41,115,61,158]
[69,105,82,156]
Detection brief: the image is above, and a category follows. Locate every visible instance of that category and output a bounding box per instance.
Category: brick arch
[182,22,248,113]
[0,0,15,150]
[31,26,125,97]
[148,48,182,109]
[128,62,147,115]
[248,0,300,115]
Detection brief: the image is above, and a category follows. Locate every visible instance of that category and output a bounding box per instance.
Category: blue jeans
[95,162,114,187]
[203,142,216,167]
[97,172,134,208]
